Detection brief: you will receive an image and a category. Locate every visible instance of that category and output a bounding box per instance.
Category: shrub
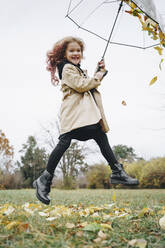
[140,158,165,188]
[86,163,111,189]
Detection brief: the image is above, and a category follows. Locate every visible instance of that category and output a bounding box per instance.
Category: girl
[33,36,139,205]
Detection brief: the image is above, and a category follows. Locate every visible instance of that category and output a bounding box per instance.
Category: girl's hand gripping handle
[95,59,108,79]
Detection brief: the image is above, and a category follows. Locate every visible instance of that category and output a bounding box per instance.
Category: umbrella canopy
[66,0,165,57]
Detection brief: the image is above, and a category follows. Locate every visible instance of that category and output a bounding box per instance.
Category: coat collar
[57,60,86,79]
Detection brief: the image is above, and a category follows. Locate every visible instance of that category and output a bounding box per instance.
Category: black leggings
[46,123,118,175]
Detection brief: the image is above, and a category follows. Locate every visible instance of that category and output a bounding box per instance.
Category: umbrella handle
[96,61,108,77]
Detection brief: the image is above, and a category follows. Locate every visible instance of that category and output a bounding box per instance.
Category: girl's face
[65,42,82,65]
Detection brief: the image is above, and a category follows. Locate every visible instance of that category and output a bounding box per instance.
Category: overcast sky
[1,0,165,164]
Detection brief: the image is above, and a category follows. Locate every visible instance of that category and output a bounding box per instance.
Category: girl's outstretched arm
[62,64,105,93]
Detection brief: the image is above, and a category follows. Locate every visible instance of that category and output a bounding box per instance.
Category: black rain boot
[110,163,139,185]
[33,170,53,205]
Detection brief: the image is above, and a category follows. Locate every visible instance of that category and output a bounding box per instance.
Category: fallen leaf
[138,207,154,217]
[159,215,165,230]
[2,206,15,216]
[76,231,83,237]
[93,237,102,243]
[100,223,113,230]
[91,212,100,217]
[149,76,157,86]
[5,221,20,230]
[46,217,57,221]
[77,221,88,228]
[117,213,128,218]
[65,223,75,229]
[38,211,49,217]
[98,230,107,240]
[128,238,147,248]
[83,223,101,232]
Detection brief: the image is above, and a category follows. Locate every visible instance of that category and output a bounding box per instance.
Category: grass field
[0,189,165,247]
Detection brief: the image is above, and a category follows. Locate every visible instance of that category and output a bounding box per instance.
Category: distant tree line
[0,126,165,190]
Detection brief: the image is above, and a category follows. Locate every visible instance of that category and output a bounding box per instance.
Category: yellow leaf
[145,18,157,28]
[154,46,163,55]
[2,206,15,216]
[100,223,113,230]
[151,33,158,40]
[159,59,164,70]
[138,207,154,217]
[159,30,165,40]
[140,20,153,32]
[5,221,20,230]
[130,2,137,9]
[149,76,157,86]
[112,191,116,202]
[157,209,165,215]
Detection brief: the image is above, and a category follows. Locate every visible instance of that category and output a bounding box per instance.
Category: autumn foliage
[0,130,13,158]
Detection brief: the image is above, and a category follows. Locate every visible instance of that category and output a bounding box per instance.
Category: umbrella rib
[67,0,72,15]
[144,43,160,49]
[66,16,81,28]
[66,0,85,16]
[109,41,158,49]
[67,16,108,41]
[80,2,105,26]
[80,0,121,26]
[104,0,120,3]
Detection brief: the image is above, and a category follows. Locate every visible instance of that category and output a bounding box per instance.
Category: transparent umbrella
[66,0,165,58]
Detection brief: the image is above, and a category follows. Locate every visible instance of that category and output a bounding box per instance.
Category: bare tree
[37,115,102,187]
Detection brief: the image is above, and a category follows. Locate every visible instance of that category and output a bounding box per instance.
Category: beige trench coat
[59,63,110,135]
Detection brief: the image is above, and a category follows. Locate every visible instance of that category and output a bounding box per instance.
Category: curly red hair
[46,36,85,86]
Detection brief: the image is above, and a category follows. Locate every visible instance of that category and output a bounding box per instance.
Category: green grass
[0,189,165,247]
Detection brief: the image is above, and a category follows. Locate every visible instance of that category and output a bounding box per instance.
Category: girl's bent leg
[93,131,118,170]
[46,135,72,175]
[93,130,139,185]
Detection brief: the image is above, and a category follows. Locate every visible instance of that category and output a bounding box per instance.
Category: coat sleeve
[62,64,101,93]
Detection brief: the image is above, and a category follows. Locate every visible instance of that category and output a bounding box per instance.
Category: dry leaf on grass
[159,215,165,230]
[128,238,147,248]
[98,230,107,240]
[65,223,75,229]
